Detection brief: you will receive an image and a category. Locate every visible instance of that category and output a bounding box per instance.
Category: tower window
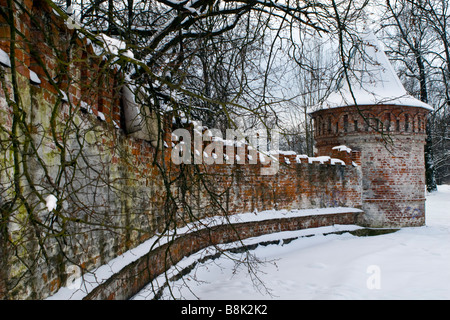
[385,113,391,132]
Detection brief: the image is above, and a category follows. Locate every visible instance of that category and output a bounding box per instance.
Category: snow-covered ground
[48,207,363,300]
[134,185,450,300]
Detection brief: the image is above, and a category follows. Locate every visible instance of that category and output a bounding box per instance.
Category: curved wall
[83,210,360,300]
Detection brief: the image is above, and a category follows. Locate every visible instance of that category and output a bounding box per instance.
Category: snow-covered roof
[319,30,433,111]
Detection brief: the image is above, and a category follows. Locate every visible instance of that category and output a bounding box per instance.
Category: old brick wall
[0,0,362,299]
[193,151,362,217]
[0,0,167,299]
[84,211,360,300]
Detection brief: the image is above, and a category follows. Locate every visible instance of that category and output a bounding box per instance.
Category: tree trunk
[416,49,437,192]
[425,117,438,192]
[0,205,9,300]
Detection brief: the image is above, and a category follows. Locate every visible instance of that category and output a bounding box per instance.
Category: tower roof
[319,31,433,111]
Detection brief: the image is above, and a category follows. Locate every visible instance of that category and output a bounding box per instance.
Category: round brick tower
[311,31,433,228]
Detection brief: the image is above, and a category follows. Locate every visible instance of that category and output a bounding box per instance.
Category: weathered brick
[311,105,430,228]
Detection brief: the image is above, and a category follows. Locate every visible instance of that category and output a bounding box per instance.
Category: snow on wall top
[319,30,433,111]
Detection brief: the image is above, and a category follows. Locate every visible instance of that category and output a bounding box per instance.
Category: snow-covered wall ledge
[80,208,362,300]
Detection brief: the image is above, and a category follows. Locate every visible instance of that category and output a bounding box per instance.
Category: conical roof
[320,30,433,111]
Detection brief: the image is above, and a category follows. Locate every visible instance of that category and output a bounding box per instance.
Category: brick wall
[1,0,363,300]
[84,210,360,300]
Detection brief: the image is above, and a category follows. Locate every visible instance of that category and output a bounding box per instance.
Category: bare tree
[0,0,374,300]
[381,0,450,189]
